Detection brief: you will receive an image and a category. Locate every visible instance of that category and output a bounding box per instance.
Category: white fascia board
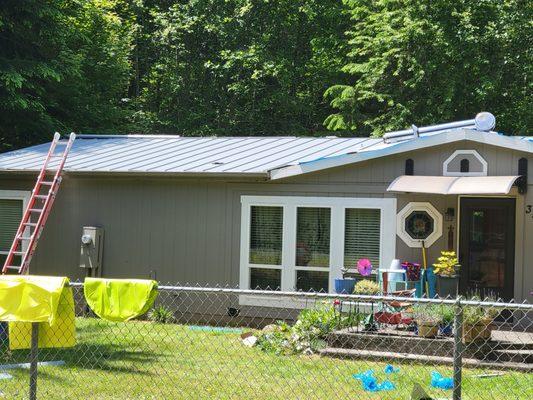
[268,129,533,181]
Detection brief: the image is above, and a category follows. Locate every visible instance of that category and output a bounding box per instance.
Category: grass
[0,318,531,399]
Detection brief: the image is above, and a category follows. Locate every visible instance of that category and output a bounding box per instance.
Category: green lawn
[1,318,531,399]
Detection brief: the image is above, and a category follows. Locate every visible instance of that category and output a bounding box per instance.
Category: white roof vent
[474,112,496,131]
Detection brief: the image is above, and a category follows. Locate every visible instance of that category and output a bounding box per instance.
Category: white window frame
[396,202,443,248]
[0,190,31,257]
[239,196,397,307]
[443,149,488,177]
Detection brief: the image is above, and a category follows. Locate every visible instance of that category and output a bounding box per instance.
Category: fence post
[453,297,463,400]
[29,322,39,400]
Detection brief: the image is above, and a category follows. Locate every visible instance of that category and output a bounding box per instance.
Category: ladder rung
[34,194,49,199]
[40,181,55,186]
[29,208,43,213]
[12,251,25,255]
[4,266,21,271]
[23,222,37,227]
[17,236,33,240]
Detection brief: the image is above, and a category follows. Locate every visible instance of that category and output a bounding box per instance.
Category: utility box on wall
[80,226,104,271]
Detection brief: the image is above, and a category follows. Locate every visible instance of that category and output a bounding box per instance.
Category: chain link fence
[1,283,532,399]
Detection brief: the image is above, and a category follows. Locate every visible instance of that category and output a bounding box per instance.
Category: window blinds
[0,199,22,252]
[249,206,283,265]
[344,208,381,269]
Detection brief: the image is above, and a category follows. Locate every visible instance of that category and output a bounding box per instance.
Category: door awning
[387,175,520,195]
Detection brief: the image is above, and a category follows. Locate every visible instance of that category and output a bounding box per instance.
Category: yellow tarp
[0,275,76,350]
[84,278,158,322]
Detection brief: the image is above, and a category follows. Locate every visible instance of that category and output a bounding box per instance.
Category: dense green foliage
[0,0,530,151]
[325,0,532,136]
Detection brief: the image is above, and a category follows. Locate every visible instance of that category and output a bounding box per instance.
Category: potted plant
[436,304,454,336]
[334,267,357,294]
[402,262,422,297]
[433,251,460,298]
[463,305,486,343]
[353,279,380,296]
[414,304,440,338]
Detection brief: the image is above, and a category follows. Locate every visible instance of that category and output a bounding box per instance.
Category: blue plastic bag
[431,371,453,390]
[353,370,395,392]
[384,364,399,374]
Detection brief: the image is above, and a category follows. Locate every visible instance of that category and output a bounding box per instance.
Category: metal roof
[0,136,382,176]
[0,116,529,178]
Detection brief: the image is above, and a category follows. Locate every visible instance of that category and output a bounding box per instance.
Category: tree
[325,0,532,136]
[137,0,349,136]
[0,0,132,151]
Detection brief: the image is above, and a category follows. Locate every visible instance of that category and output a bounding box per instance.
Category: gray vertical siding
[0,140,531,300]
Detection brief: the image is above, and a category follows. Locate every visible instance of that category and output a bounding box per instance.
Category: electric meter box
[79,226,104,270]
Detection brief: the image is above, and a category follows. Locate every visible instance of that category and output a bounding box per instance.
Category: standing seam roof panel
[180,137,302,172]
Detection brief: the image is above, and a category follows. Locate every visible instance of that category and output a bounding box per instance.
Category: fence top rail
[68,282,533,310]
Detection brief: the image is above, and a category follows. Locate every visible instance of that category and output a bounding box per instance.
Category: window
[0,191,30,267]
[397,202,442,248]
[249,206,283,265]
[296,207,330,267]
[248,206,283,290]
[240,196,396,303]
[344,208,381,269]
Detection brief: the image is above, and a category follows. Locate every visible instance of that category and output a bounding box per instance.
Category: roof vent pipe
[383,112,495,143]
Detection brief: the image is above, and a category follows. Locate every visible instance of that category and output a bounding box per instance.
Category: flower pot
[439,323,453,336]
[436,275,458,298]
[462,319,493,343]
[417,321,439,338]
[478,318,494,340]
[334,278,356,294]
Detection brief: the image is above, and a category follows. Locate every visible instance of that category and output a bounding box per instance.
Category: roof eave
[0,169,269,180]
[268,129,533,180]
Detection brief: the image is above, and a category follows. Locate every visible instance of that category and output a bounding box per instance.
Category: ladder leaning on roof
[2,132,76,275]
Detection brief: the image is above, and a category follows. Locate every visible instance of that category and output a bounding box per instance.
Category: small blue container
[334,278,357,294]
[439,324,453,336]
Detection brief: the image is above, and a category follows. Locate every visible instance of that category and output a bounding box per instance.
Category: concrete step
[327,331,454,357]
[319,347,533,372]
[494,349,533,364]
[494,341,533,351]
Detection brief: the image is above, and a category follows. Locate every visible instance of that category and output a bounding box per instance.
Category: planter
[334,278,357,294]
[478,318,495,340]
[417,321,439,338]
[462,319,494,343]
[439,323,453,336]
[436,275,458,298]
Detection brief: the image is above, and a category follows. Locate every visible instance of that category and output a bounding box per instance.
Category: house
[0,112,531,308]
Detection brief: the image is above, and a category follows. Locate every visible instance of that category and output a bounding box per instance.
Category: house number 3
[527,205,532,217]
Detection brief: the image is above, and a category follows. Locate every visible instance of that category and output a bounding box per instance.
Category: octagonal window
[405,211,434,240]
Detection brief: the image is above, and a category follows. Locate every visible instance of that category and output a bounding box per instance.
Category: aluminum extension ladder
[2,132,76,274]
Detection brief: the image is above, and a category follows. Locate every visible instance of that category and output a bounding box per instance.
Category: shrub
[353,279,380,295]
[433,251,459,277]
[435,304,455,326]
[256,301,362,355]
[148,305,174,324]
